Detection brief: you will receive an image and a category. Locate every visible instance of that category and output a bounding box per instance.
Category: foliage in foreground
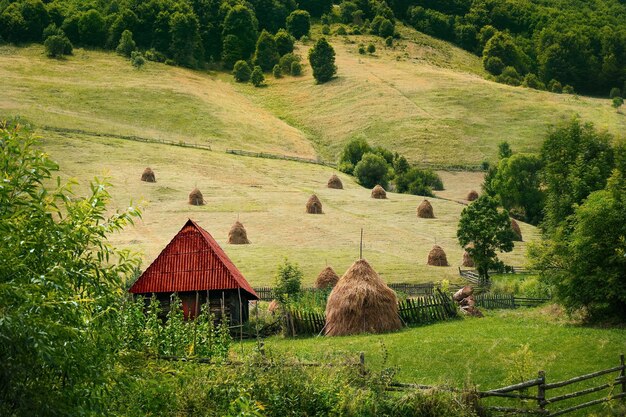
[0,121,141,415]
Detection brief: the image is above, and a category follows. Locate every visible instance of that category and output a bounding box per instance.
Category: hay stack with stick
[327,174,343,189]
[462,251,474,267]
[510,218,523,241]
[315,266,339,289]
[371,185,387,199]
[427,245,449,266]
[228,221,250,244]
[325,259,401,336]
[188,188,204,206]
[417,199,434,218]
[467,190,479,201]
[306,194,323,214]
[141,167,156,183]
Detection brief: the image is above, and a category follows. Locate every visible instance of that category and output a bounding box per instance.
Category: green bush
[354,152,390,189]
[272,64,282,78]
[548,79,562,93]
[563,84,575,94]
[335,26,347,35]
[273,258,303,302]
[130,51,145,68]
[367,43,375,54]
[497,66,522,86]
[395,167,443,196]
[613,96,624,108]
[385,36,393,47]
[609,87,621,99]
[286,9,310,40]
[279,52,300,74]
[116,29,136,57]
[290,60,302,76]
[321,24,330,35]
[78,9,107,46]
[308,37,337,83]
[522,73,545,90]
[275,29,295,56]
[44,34,72,57]
[339,137,372,174]
[378,18,394,38]
[42,23,63,41]
[484,56,505,75]
[358,44,366,54]
[253,29,279,72]
[233,60,252,82]
[250,65,265,87]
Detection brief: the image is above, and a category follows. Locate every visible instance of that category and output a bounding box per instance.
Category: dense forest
[1,0,625,95]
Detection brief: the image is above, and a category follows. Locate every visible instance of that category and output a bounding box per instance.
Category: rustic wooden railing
[398,290,457,325]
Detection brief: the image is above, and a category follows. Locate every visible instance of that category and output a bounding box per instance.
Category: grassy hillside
[40,131,535,287]
[2,23,625,167]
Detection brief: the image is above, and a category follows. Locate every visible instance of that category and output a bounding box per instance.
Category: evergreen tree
[222,5,258,62]
[253,30,279,72]
[116,29,136,57]
[250,65,265,87]
[286,10,310,40]
[169,12,202,67]
[308,37,336,83]
[78,9,107,47]
[232,60,251,82]
[275,28,294,56]
[222,34,242,69]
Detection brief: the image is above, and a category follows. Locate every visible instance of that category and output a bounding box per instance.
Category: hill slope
[40,132,535,286]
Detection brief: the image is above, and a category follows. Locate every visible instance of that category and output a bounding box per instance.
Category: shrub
[395,167,443,196]
[548,79,562,93]
[354,152,389,189]
[144,48,166,62]
[339,138,372,174]
[308,37,337,83]
[484,56,505,75]
[274,29,295,56]
[78,9,107,46]
[563,84,575,94]
[522,73,545,90]
[130,51,145,68]
[321,24,330,35]
[42,23,63,41]
[497,66,522,86]
[613,97,624,109]
[116,29,136,57]
[358,44,366,54]
[290,61,302,76]
[233,60,251,82]
[335,26,347,35]
[279,52,300,74]
[385,36,393,47]
[274,258,303,302]
[44,34,72,57]
[609,87,621,99]
[367,43,375,54]
[222,34,243,70]
[250,65,265,87]
[272,64,282,78]
[286,9,310,40]
[378,18,394,38]
[253,30,279,72]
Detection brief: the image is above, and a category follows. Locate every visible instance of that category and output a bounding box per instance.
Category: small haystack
[327,174,343,189]
[417,199,434,218]
[462,251,474,267]
[228,221,250,244]
[306,194,323,214]
[371,185,387,199]
[141,167,156,183]
[315,266,339,289]
[325,259,401,336]
[467,190,479,201]
[188,188,204,206]
[510,218,523,241]
[427,245,449,266]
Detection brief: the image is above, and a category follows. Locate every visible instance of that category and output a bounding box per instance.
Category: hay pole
[359,228,363,259]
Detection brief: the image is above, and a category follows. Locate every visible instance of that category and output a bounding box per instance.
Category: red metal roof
[129,219,258,299]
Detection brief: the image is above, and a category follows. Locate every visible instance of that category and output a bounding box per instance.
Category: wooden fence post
[359,352,366,377]
[620,354,625,395]
[537,370,546,410]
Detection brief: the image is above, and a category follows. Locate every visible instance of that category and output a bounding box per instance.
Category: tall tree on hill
[457,195,515,283]
[253,30,279,71]
[169,11,202,67]
[308,37,337,83]
[78,9,107,47]
[275,28,294,56]
[296,0,332,18]
[222,5,258,65]
[286,9,310,40]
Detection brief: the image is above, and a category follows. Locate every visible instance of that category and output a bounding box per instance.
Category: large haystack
[141,167,156,183]
[306,194,323,214]
[427,245,449,266]
[325,259,401,336]
[327,174,343,189]
[510,218,523,241]
[467,190,479,201]
[228,221,250,244]
[371,184,387,199]
[188,188,204,206]
[417,199,434,218]
[315,266,339,289]
[462,251,474,267]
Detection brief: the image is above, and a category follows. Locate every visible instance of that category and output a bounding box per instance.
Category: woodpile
[452,286,483,317]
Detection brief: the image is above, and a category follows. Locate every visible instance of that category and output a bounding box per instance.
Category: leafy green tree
[44,34,73,57]
[548,79,562,93]
[290,60,302,76]
[169,12,202,67]
[61,14,80,44]
[395,167,441,196]
[20,0,49,41]
[0,122,141,414]
[367,43,376,53]
[483,56,504,75]
[42,23,63,40]
[339,137,371,174]
[279,52,300,74]
[274,258,303,302]
[482,31,526,75]
[457,195,515,282]
[354,152,390,189]
[0,3,28,43]
[130,51,146,68]
[78,9,107,47]
[222,34,243,69]
[308,37,337,83]
[116,29,136,57]
[522,73,545,90]
[233,60,252,82]
[498,141,512,159]
[530,155,626,320]
[253,30,279,71]
[108,9,139,49]
[296,0,332,18]
[484,153,544,225]
[540,119,614,233]
[273,64,282,78]
[393,155,410,175]
[378,18,394,38]
[222,5,258,63]
[454,23,477,51]
[286,9,310,40]
[275,28,295,56]
[613,97,624,109]
[250,65,265,87]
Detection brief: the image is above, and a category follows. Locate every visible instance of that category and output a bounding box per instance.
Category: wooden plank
[489,378,543,393]
[546,379,624,404]
[545,365,624,389]
[549,392,626,417]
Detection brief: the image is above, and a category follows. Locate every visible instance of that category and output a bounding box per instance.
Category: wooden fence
[253,283,434,302]
[226,149,336,167]
[389,354,626,416]
[398,290,457,325]
[284,308,326,337]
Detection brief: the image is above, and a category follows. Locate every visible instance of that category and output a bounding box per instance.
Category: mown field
[39,131,535,287]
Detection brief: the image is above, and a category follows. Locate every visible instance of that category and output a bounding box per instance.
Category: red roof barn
[130,219,258,322]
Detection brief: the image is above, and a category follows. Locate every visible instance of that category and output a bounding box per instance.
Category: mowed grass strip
[237,23,626,165]
[0,45,315,158]
[40,132,536,287]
